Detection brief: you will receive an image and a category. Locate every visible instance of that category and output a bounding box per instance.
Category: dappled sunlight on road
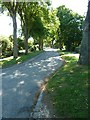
[0,90,2,96]
[1,48,63,118]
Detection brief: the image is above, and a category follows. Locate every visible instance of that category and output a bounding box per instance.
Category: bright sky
[0,0,88,37]
[51,0,88,15]
[0,12,20,37]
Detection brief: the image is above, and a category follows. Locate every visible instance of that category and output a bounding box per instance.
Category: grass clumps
[0,51,43,68]
[45,52,88,118]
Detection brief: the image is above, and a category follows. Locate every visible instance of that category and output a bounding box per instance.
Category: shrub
[17,38,25,50]
[29,45,36,52]
[0,35,13,58]
[75,45,81,53]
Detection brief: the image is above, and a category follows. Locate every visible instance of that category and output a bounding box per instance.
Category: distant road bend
[1,48,63,118]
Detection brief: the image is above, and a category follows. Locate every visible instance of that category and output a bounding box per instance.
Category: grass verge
[45,51,88,118]
[0,51,43,68]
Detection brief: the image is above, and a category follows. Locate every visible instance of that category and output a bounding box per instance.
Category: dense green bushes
[0,35,13,58]
[0,35,39,58]
[17,37,25,50]
[57,5,84,52]
[75,45,81,53]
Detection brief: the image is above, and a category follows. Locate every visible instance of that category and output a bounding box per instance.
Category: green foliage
[31,16,47,38]
[0,50,43,68]
[2,1,19,58]
[17,37,24,50]
[1,2,85,57]
[75,45,81,53]
[0,35,13,57]
[57,5,84,51]
[17,2,50,52]
[44,9,60,47]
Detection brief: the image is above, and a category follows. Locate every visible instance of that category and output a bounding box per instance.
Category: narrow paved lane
[1,48,63,118]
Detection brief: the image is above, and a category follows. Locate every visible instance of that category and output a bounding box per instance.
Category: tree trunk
[24,21,28,54]
[51,39,54,48]
[39,39,41,51]
[39,38,43,50]
[65,40,71,51]
[12,12,18,58]
[78,1,90,65]
[41,38,43,50]
[24,37,28,54]
[59,41,62,50]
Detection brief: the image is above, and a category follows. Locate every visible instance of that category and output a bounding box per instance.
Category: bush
[29,45,36,52]
[17,38,25,50]
[75,45,81,53]
[0,35,13,58]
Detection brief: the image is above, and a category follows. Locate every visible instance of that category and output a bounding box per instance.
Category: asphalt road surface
[1,48,63,118]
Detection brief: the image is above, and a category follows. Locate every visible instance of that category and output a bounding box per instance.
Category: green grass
[45,52,88,118]
[0,51,43,68]
[58,50,73,56]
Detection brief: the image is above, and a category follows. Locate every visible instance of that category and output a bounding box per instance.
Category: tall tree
[31,15,47,50]
[57,5,84,51]
[46,8,60,48]
[2,0,19,58]
[78,1,90,65]
[17,2,38,54]
[18,2,49,53]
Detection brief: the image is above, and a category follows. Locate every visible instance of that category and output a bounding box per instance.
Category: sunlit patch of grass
[45,52,88,118]
[0,51,43,68]
[58,50,72,55]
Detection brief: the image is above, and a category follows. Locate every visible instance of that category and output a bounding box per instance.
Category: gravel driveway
[1,48,63,118]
